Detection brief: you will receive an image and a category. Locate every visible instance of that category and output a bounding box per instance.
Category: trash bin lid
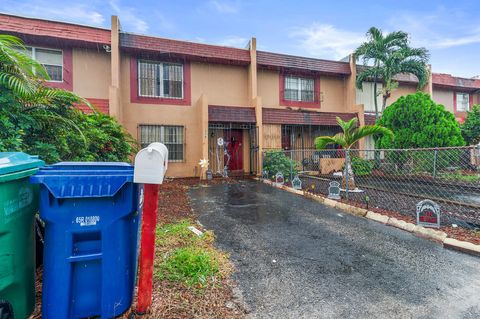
[0,152,45,182]
[30,162,134,198]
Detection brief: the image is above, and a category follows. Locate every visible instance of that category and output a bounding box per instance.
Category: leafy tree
[377,92,464,149]
[462,105,480,145]
[354,27,430,121]
[315,117,393,189]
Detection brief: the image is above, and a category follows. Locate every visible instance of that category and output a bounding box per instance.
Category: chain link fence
[262,145,480,229]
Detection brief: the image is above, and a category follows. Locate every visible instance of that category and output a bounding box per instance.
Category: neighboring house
[0,13,479,177]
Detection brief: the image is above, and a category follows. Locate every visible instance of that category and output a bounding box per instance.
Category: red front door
[224,130,243,171]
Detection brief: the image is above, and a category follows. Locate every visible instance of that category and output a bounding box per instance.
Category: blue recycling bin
[30,162,141,319]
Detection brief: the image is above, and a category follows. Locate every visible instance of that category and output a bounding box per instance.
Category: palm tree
[354,27,429,121]
[0,34,47,96]
[0,34,89,107]
[0,34,92,145]
[315,117,393,189]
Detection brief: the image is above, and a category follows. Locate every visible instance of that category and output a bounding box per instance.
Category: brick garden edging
[257,178,480,257]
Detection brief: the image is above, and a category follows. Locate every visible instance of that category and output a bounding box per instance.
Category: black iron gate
[249,126,259,175]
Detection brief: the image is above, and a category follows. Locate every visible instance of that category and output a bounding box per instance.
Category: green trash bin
[0,153,44,319]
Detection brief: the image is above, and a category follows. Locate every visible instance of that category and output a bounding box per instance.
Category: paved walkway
[190,180,480,319]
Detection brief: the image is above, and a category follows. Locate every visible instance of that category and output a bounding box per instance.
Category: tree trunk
[373,78,379,121]
[342,155,356,190]
[381,92,388,113]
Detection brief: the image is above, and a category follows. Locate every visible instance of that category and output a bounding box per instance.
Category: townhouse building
[1,13,479,177]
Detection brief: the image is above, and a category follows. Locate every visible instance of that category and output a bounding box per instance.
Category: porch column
[347,54,366,151]
[249,37,263,175]
[109,15,122,122]
[197,94,209,179]
[254,97,263,175]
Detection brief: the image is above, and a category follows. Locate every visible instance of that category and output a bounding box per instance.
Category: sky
[1,0,479,78]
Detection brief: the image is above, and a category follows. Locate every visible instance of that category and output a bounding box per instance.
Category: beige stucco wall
[258,69,279,107]
[433,88,454,112]
[191,62,249,106]
[119,55,203,178]
[387,84,417,106]
[72,48,110,99]
[320,76,347,112]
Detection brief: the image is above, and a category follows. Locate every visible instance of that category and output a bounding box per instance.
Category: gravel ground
[300,176,480,227]
[191,180,480,319]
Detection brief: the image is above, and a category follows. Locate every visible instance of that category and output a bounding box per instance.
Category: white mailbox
[134,142,168,184]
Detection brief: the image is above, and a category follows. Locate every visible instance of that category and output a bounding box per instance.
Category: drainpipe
[109,15,122,122]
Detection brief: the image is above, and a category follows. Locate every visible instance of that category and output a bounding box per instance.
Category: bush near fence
[262,146,480,229]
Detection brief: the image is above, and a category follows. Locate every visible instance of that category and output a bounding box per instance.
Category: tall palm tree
[315,117,393,189]
[354,27,429,121]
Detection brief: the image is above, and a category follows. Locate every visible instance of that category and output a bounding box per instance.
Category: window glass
[456,93,470,112]
[139,125,184,161]
[284,76,315,102]
[138,61,183,99]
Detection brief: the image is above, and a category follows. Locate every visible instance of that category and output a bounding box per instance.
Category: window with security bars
[18,47,63,81]
[456,93,470,112]
[284,76,315,102]
[138,60,183,99]
[139,125,185,161]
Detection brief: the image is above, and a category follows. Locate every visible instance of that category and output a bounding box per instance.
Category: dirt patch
[30,177,245,319]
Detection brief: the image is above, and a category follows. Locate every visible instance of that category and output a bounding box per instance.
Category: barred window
[284,76,314,102]
[138,60,183,99]
[139,125,184,161]
[456,93,470,112]
[18,47,63,82]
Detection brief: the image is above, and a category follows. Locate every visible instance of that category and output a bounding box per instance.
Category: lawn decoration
[416,200,441,228]
[328,181,341,199]
[292,176,302,190]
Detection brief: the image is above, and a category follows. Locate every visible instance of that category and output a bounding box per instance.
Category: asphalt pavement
[190,180,480,319]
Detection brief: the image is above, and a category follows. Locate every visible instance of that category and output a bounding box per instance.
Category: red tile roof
[208,105,256,123]
[0,13,110,45]
[121,33,251,65]
[258,51,351,75]
[432,73,480,91]
[75,98,109,114]
[262,108,357,125]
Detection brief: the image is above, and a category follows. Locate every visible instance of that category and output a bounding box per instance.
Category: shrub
[462,105,480,145]
[350,156,374,176]
[262,150,299,181]
[0,87,137,163]
[377,92,465,149]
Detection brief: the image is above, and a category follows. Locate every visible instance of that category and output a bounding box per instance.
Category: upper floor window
[456,93,470,112]
[284,76,315,102]
[22,47,63,82]
[138,60,183,99]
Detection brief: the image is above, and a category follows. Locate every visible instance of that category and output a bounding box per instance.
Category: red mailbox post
[134,143,168,314]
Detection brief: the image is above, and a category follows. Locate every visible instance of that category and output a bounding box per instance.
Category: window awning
[262,108,357,126]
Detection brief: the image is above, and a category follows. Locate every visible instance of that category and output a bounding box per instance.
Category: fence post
[433,149,438,178]
[345,149,349,200]
[290,150,293,183]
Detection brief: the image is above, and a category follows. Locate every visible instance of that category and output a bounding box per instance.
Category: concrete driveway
[190,180,480,319]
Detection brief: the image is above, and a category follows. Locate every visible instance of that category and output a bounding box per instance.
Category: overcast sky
[1,0,479,78]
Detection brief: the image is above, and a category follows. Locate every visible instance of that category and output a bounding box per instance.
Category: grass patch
[439,172,480,182]
[157,246,220,286]
[154,219,232,288]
